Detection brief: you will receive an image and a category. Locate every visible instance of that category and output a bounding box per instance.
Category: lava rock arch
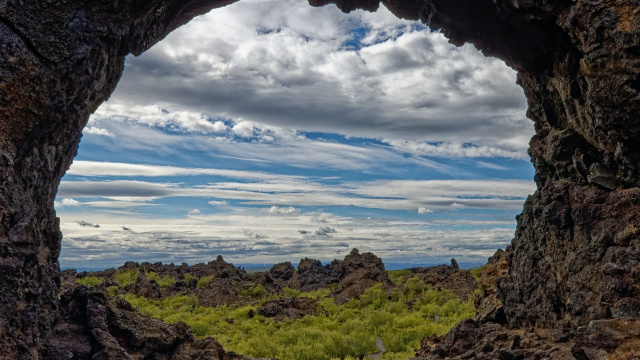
[0,0,639,358]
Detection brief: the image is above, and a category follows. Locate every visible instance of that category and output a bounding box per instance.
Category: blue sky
[55,0,535,269]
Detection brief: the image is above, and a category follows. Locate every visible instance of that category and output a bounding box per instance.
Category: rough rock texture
[315,0,640,333]
[257,297,317,321]
[2,0,640,357]
[407,258,477,301]
[331,248,393,304]
[473,249,509,325]
[44,286,258,360]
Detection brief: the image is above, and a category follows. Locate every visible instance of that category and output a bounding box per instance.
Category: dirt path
[367,338,387,359]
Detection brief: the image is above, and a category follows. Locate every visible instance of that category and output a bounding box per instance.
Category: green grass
[284,287,331,299]
[76,275,104,287]
[196,274,215,288]
[469,265,486,280]
[124,275,475,360]
[114,268,139,287]
[146,271,176,289]
[388,269,412,286]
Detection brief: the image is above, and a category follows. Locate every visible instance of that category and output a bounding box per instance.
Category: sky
[55,0,536,269]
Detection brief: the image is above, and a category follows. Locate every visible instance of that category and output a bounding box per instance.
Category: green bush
[146,271,176,289]
[76,275,104,287]
[387,269,412,285]
[245,284,267,298]
[196,274,215,288]
[114,268,139,287]
[122,273,475,360]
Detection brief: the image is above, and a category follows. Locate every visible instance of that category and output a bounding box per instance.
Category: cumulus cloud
[232,121,255,138]
[263,206,300,216]
[315,226,337,236]
[89,0,531,158]
[208,200,229,206]
[84,127,115,137]
[188,209,201,215]
[417,207,432,214]
[55,198,80,208]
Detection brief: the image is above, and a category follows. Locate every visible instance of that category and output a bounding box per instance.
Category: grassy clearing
[124,275,475,360]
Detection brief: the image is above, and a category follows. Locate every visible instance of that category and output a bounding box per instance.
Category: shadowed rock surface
[406,258,477,301]
[46,286,259,360]
[1,0,640,358]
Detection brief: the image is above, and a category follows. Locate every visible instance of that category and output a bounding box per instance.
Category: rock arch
[1,0,638,358]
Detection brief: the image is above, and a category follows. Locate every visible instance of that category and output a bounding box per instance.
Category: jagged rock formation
[405,258,478,301]
[1,0,640,358]
[71,249,393,309]
[47,286,257,360]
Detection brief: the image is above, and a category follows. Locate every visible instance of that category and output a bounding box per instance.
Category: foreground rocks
[45,286,260,360]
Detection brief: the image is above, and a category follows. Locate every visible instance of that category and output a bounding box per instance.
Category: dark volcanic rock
[129,270,162,300]
[332,248,393,304]
[2,0,640,358]
[474,250,509,325]
[45,286,257,360]
[269,262,296,282]
[408,259,477,301]
[257,296,317,321]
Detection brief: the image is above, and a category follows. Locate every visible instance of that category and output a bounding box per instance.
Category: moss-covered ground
[119,270,475,360]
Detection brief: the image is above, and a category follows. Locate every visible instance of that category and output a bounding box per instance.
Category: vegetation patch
[146,271,176,289]
[124,275,475,360]
[114,268,139,287]
[196,274,215,288]
[76,275,104,287]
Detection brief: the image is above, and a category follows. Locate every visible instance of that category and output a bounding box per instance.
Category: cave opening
[3,0,638,357]
[54,0,535,271]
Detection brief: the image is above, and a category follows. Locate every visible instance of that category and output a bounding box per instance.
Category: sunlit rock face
[0,0,639,358]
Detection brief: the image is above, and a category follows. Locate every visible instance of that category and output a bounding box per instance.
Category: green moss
[107,286,119,297]
[469,265,485,280]
[196,274,215,288]
[184,273,194,283]
[122,276,475,360]
[245,284,267,298]
[387,269,412,285]
[146,271,176,289]
[114,268,139,287]
[76,275,104,287]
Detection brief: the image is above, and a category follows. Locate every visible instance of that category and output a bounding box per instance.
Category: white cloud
[384,140,528,160]
[208,200,229,206]
[417,207,432,214]
[84,127,115,137]
[88,0,531,159]
[58,209,516,267]
[232,121,255,138]
[55,198,80,208]
[67,161,305,180]
[57,178,535,212]
[263,206,300,216]
[188,209,201,215]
